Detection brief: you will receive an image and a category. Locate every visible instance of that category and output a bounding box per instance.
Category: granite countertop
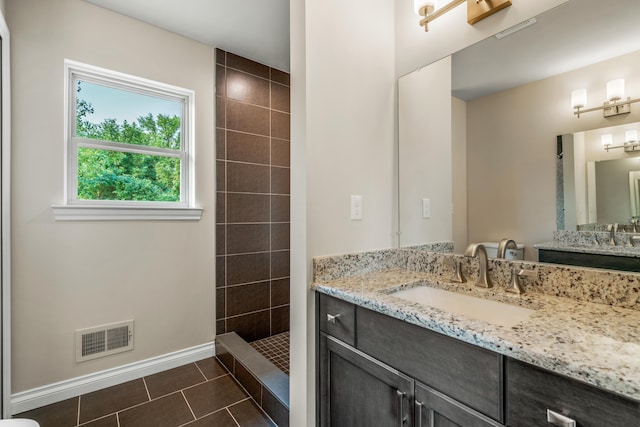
[535,240,640,258]
[312,269,640,401]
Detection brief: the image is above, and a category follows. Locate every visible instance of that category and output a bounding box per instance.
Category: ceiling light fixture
[416,0,512,32]
[572,78,640,118]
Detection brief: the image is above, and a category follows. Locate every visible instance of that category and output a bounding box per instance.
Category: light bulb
[626,130,638,143]
[571,89,587,109]
[601,134,613,146]
[606,79,625,101]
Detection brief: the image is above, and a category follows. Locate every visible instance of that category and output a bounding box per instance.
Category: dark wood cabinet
[415,383,504,427]
[320,334,414,427]
[506,358,640,427]
[538,248,640,272]
[317,293,640,427]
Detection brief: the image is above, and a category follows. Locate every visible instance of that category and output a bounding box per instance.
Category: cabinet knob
[547,409,576,427]
[326,313,341,324]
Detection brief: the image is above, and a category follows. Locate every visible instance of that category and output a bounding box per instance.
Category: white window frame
[53,60,201,221]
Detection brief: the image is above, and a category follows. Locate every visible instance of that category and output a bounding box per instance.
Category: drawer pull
[326,313,341,324]
[415,401,424,427]
[547,409,576,427]
[396,390,407,426]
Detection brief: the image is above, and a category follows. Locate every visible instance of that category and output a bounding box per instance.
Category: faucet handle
[505,268,523,294]
[449,259,466,283]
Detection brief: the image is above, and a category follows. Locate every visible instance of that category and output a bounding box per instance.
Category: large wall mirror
[398,0,640,263]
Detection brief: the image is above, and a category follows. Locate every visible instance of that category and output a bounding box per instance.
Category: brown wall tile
[216,192,225,223]
[271,138,290,167]
[216,256,225,288]
[271,251,290,280]
[271,82,290,113]
[271,223,290,251]
[227,253,270,285]
[227,193,270,223]
[216,65,226,97]
[216,225,226,255]
[227,52,270,79]
[226,310,271,342]
[227,131,270,165]
[270,68,290,86]
[216,128,226,160]
[216,96,225,128]
[227,282,270,316]
[227,162,270,193]
[216,48,226,65]
[271,305,290,336]
[216,319,226,335]
[271,195,290,222]
[271,111,290,140]
[216,288,225,320]
[271,279,290,307]
[234,362,262,404]
[216,161,226,191]
[271,166,290,195]
[226,100,270,136]
[226,69,270,107]
[227,224,270,254]
[262,379,290,427]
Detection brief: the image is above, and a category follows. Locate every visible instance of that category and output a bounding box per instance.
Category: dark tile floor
[15,357,276,427]
[249,332,290,375]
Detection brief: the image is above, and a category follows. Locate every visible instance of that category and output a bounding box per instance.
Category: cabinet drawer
[318,293,355,346]
[506,358,640,427]
[357,307,503,422]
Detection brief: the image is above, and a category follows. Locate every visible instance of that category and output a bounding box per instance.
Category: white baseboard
[10,342,215,415]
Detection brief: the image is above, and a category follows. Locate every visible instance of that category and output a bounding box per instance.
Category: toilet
[0,420,39,426]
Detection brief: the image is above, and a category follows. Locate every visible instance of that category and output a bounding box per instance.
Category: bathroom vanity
[312,251,640,427]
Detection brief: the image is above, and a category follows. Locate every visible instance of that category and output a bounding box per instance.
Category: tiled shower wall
[215,49,290,342]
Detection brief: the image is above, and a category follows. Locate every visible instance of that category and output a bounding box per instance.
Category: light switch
[422,198,431,218]
[351,195,363,220]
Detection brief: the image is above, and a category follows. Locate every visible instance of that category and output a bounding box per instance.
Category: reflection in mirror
[559,122,640,231]
[398,0,640,263]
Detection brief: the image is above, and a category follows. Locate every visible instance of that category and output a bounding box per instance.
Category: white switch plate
[422,198,430,218]
[351,195,363,220]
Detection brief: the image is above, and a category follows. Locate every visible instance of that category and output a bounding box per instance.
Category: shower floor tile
[249,332,290,375]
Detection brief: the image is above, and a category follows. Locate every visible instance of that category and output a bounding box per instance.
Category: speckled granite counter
[312,267,640,402]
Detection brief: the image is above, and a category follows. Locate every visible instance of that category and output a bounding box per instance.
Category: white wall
[8,0,215,392]
[467,50,640,259]
[452,96,467,252]
[394,0,569,77]
[398,57,452,247]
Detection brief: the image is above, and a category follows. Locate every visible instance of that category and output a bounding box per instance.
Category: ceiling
[85,0,639,99]
[85,0,290,72]
[452,0,640,101]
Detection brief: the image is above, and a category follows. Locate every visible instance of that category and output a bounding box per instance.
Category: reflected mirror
[559,122,640,231]
[398,0,640,262]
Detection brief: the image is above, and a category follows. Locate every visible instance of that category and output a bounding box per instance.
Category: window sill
[51,205,203,221]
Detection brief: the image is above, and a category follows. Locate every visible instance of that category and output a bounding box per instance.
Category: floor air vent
[75,320,134,362]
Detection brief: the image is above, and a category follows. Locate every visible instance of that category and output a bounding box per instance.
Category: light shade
[607,79,625,101]
[626,130,638,143]
[571,89,587,109]
[601,134,613,146]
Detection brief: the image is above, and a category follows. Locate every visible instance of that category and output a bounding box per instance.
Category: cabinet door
[506,358,640,427]
[415,383,504,427]
[320,334,415,427]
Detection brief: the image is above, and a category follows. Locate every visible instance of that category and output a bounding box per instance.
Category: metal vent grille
[76,320,134,363]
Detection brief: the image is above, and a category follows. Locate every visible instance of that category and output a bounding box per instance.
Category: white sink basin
[391,286,534,328]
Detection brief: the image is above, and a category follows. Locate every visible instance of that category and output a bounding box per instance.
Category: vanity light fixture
[600,130,640,153]
[415,0,512,32]
[572,78,640,118]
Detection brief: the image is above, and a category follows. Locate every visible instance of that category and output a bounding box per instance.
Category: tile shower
[215,49,290,342]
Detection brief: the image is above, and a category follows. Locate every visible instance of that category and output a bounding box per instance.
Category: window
[54,60,201,221]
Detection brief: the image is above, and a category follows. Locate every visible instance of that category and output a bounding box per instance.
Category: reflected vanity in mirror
[398,0,640,271]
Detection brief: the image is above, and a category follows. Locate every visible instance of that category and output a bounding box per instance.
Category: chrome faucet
[464,243,491,288]
[497,238,517,258]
